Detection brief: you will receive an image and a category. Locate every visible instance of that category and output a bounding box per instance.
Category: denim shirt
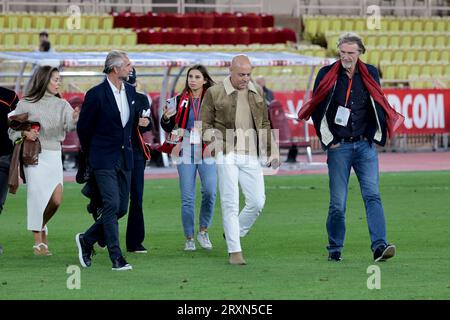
[328,67,370,139]
[186,98,199,130]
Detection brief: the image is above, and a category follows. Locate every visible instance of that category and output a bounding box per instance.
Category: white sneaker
[196,231,213,250]
[184,239,196,251]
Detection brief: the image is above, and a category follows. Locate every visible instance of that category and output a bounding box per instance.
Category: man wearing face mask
[298,32,404,263]
[124,67,152,254]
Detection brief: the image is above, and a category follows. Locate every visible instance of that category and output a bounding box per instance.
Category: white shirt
[107,77,130,127]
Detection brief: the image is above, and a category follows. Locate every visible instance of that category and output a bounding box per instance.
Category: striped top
[9,93,76,151]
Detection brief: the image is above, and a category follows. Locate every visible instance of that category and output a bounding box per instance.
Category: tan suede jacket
[201,76,274,157]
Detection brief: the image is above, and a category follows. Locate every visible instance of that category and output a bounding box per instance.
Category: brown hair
[184,64,215,94]
[25,65,59,103]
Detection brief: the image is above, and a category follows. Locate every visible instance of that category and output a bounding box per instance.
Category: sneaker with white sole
[196,231,213,250]
[184,239,196,251]
[374,244,396,262]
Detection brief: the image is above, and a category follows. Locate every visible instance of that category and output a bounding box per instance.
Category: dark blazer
[77,78,136,170]
[0,87,19,156]
[131,91,152,160]
[310,61,388,149]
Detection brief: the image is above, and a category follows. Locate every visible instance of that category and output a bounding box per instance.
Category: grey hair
[337,32,366,54]
[103,50,128,74]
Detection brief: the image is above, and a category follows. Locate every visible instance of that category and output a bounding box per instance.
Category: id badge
[190,128,201,144]
[334,106,350,127]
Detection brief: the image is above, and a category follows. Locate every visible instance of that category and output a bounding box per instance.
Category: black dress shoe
[374,244,396,262]
[127,245,148,254]
[328,251,342,261]
[75,233,93,267]
[112,256,133,271]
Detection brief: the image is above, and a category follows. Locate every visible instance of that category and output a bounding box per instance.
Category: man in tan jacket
[201,54,279,265]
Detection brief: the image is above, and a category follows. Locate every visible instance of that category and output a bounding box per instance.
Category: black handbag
[75,150,91,184]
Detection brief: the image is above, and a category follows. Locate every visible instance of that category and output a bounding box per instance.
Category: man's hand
[265,155,280,169]
[138,117,150,127]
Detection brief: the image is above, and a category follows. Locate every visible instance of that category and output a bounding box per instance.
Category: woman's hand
[72,107,80,122]
[162,103,177,121]
[23,129,39,141]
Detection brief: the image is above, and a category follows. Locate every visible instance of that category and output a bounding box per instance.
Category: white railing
[296,0,450,17]
[1,0,264,14]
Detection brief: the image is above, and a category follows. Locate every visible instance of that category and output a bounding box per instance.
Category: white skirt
[24,149,63,231]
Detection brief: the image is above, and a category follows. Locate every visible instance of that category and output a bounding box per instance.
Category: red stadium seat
[214,13,238,28]
[62,96,83,154]
[268,100,311,150]
[238,13,262,28]
[200,29,215,45]
[145,12,164,28]
[260,14,274,28]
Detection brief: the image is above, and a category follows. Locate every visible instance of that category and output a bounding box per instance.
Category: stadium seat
[424,20,434,32]
[416,50,428,62]
[268,100,312,162]
[17,32,30,46]
[434,35,446,48]
[102,15,114,29]
[424,36,434,48]
[412,36,424,47]
[397,64,409,80]
[303,16,318,40]
[440,50,449,62]
[84,33,98,46]
[382,64,397,80]
[48,16,62,29]
[20,16,32,29]
[380,50,392,63]
[98,33,111,46]
[404,50,416,62]
[412,19,423,32]
[428,50,440,62]
[354,19,365,32]
[389,35,400,47]
[389,20,400,32]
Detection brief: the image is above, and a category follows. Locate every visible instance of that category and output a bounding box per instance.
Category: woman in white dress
[9,66,79,255]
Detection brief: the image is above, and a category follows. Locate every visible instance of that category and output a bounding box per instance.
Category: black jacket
[310,62,388,149]
[0,87,19,156]
[77,79,136,170]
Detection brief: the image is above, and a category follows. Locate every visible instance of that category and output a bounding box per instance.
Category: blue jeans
[176,155,217,238]
[326,140,388,253]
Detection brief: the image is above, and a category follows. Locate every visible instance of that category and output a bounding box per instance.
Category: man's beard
[119,75,129,81]
[341,61,353,70]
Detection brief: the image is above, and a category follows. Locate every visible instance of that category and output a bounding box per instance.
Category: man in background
[0,86,19,254]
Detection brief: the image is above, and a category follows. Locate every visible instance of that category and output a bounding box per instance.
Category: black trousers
[126,157,146,250]
[84,154,131,261]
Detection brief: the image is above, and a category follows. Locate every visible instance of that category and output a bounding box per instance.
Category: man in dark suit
[75,50,136,271]
[124,68,152,253]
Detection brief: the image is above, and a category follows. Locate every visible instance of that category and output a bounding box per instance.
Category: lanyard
[345,78,353,108]
[191,97,201,121]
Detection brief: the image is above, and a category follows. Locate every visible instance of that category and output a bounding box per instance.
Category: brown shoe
[229,252,247,265]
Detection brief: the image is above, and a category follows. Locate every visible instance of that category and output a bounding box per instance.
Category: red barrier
[62,89,450,146]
